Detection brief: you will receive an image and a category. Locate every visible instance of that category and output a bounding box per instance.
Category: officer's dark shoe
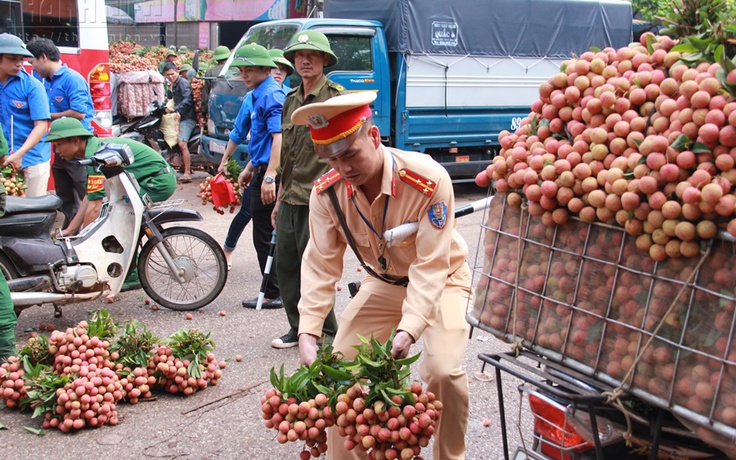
[242,297,283,309]
[271,331,298,349]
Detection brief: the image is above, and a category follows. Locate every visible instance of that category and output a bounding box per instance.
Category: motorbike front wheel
[138,227,227,311]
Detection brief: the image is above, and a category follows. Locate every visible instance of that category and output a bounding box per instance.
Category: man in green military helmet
[266,30,346,348]
[46,117,177,291]
[201,45,231,119]
[45,117,177,236]
[229,43,285,310]
[268,49,294,87]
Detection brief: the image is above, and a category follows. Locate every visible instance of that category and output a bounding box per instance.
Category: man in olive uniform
[158,49,178,74]
[0,121,14,360]
[201,45,230,120]
[45,118,177,236]
[293,92,472,460]
[266,30,346,348]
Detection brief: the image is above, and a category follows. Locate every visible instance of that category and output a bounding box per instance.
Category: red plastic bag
[210,173,236,208]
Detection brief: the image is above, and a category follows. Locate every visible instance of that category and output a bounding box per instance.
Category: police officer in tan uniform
[294,92,471,460]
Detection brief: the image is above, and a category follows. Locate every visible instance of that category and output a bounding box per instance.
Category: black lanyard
[350,155,394,270]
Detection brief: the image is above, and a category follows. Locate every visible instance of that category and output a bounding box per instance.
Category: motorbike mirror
[193,50,200,71]
[95,143,135,168]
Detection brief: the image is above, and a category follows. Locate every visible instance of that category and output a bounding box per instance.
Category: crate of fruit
[468,191,736,441]
[116,70,165,119]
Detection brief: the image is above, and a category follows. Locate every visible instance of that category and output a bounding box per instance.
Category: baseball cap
[283,30,338,68]
[0,33,33,57]
[45,118,94,142]
[291,92,377,158]
[231,43,276,68]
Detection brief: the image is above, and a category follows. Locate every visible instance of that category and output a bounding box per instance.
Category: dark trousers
[53,152,87,228]
[275,202,338,337]
[250,170,279,299]
[223,183,252,251]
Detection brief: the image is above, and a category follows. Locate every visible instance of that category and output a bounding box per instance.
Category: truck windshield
[221,23,300,78]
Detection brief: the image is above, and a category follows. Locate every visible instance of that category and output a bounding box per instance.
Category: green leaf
[588,45,601,53]
[671,42,699,53]
[320,365,353,382]
[692,142,711,154]
[632,138,643,148]
[0,422,6,429]
[670,134,691,152]
[23,426,45,436]
[645,33,656,55]
[395,352,422,367]
[680,51,704,63]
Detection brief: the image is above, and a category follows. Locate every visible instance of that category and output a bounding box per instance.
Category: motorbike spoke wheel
[138,227,227,311]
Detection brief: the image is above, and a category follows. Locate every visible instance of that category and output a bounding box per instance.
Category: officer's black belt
[328,188,409,287]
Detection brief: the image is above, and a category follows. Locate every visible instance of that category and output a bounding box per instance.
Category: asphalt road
[1,177,533,459]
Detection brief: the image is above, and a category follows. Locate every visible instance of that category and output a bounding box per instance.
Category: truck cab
[200,19,391,170]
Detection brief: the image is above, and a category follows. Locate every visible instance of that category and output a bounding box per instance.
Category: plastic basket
[467,192,736,442]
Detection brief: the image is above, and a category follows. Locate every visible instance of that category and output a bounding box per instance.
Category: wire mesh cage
[467,192,736,445]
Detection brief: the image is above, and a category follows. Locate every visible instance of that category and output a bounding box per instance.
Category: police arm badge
[428,202,447,229]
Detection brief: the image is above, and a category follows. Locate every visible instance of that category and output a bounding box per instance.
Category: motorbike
[119,99,214,174]
[480,350,729,460]
[0,143,227,316]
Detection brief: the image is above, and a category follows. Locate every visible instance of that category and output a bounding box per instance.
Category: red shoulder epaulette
[313,169,343,195]
[398,168,435,197]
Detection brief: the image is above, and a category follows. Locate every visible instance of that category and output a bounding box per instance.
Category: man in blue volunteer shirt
[217,90,254,271]
[0,34,50,197]
[27,38,94,226]
[229,43,286,309]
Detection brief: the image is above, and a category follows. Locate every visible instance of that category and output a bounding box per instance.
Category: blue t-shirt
[0,69,51,167]
[45,64,94,132]
[229,91,253,146]
[231,76,285,167]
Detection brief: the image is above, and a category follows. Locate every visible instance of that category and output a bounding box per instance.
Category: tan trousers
[23,161,50,198]
[327,264,472,460]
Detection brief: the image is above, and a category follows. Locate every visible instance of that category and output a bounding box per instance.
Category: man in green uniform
[0,122,14,360]
[44,117,177,237]
[266,31,346,348]
[158,49,178,74]
[201,45,230,120]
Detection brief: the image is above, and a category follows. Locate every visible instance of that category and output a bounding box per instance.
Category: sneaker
[271,332,298,349]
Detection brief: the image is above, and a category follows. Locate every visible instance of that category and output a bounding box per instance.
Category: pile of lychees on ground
[0,310,225,432]
[262,334,441,460]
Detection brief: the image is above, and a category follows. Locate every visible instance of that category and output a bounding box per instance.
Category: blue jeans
[223,183,252,251]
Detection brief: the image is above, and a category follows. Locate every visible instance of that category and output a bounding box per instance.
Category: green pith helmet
[283,30,338,68]
[230,43,276,68]
[178,45,188,54]
[45,118,94,142]
[0,33,32,57]
[212,45,231,61]
[166,49,177,58]
[268,49,294,76]
[180,64,193,72]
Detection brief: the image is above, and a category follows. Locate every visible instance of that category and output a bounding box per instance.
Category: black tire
[0,252,19,281]
[138,227,227,311]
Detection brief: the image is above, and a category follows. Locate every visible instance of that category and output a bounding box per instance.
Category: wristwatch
[264,175,275,184]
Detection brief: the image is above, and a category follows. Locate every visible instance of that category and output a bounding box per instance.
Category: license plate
[455,155,470,162]
[208,140,226,154]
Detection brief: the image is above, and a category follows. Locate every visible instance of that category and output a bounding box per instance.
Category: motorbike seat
[4,195,63,215]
